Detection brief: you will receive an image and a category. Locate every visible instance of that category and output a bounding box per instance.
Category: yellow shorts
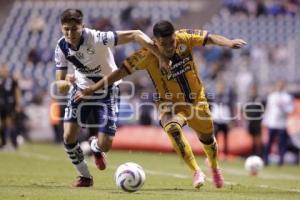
[158,102,213,135]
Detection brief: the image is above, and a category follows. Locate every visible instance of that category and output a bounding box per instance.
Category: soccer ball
[115,162,146,192]
[80,141,91,155]
[244,155,264,176]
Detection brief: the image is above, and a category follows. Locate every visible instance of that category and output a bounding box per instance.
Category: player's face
[155,34,176,58]
[61,22,83,47]
[276,80,286,91]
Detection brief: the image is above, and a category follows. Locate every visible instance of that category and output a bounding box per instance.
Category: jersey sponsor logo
[75,52,84,60]
[78,64,102,74]
[97,32,109,45]
[102,32,108,45]
[67,53,102,74]
[167,65,191,80]
[87,46,95,55]
[166,55,192,80]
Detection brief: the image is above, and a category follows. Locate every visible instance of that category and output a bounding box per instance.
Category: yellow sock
[202,137,219,169]
[164,123,200,172]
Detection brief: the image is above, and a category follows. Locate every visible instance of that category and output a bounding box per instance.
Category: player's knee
[160,114,185,129]
[63,132,76,144]
[164,122,181,135]
[63,135,71,144]
[198,133,215,145]
[98,137,113,152]
[101,141,112,152]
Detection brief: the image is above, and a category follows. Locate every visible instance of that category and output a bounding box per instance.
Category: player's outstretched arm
[116,30,169,69]
[206,34,247,49]
[73,67,129,102]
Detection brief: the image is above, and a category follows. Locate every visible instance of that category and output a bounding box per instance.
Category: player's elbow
[206,34,216,45]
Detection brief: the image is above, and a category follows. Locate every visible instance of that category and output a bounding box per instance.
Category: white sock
[75,160,92,178]
[64,142,92,178]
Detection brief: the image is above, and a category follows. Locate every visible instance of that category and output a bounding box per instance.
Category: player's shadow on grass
[106,187,198,194]
[142,188,197,192]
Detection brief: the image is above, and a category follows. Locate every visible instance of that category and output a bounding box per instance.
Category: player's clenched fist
[57,80,71,94]
[65,74,76,84]
[230,39,247,49]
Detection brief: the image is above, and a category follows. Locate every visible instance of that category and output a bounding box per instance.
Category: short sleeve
[93,30,117,47]
[177,29,210,47]
[122,48,151,74]
[54,45,68,70]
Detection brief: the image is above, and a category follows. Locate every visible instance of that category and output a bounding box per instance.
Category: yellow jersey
[123,29,210,104]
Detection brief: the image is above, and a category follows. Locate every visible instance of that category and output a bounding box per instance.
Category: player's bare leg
[161,113,205,189]
[90,133,113,170]
[198,133,224,188]
[63,122,93,187]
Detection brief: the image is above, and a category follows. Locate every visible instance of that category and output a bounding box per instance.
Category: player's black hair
[153,20,175,38]
[60,9,83,24]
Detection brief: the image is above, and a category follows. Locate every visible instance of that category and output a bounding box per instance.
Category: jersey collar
[67,30,86,51]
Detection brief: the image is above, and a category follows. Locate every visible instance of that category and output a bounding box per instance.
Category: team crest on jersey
[87,47,95,55]
[76,52,84,60]
[178,44,187,53]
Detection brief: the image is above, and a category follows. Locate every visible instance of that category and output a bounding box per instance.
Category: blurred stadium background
[0,0,300,162]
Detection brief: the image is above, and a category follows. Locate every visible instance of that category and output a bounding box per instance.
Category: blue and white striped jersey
[55,28,119,92]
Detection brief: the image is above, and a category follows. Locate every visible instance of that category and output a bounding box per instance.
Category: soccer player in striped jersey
[74,20,246,189]
[55,9,168,187]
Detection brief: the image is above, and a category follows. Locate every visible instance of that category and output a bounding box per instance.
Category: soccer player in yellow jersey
[75,20,246,189]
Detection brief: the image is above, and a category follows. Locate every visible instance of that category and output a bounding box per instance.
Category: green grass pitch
[0,143,299,200]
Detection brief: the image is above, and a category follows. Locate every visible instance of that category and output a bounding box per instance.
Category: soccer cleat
[204,158,224,188]
[211,168,224,188]
[193,170,206,189]
[93,151,107,170]
[89,136,107,170]
[72,176,93,187]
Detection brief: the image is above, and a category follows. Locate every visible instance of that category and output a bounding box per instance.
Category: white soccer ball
[80,141,91,155]
[245,155,264,176]
[115,162,146,192]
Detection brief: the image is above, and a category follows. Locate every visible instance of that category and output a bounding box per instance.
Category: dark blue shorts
[64,85,120,136]
[0,104,16,119]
